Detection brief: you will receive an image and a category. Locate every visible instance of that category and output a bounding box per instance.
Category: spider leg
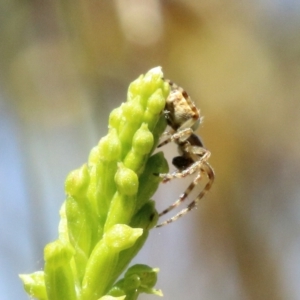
[157,128,193,148]
[159,161,200,183]
[159,149,210,183]
[156,161,215,227]
[158,171,202,217]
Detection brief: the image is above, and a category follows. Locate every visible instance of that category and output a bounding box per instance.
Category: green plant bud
[44,240,74,267]
[104,193,136,232]
[96,128,121,214]
[122,100,144,122]
[109,106,123,130]
[125,264,158,290]
[44,265,77,300]
[127,68,168,109]
[104,164,138,231]
[65,164,90,199]
[19,271,47,300]
[88,145,101,166]
[66,195,94,251]
[85,165,105,240]
[127,75,143,101]
[115,163,138,196]
[81,225,142,300]
[123,124,154,173]
[109,264,162,300]
[109,201,158,286]
[113,103,126,130]
[131,124,154,155]
[143,89,168,131]
[93,163,114,222]
[104,224,143,250]
[65,194,100,282]
[139,67,165,104]
[147,89,168,115]
[99,128,122,162]
[86,163,101,216]
[72,246,88,282]
[118,101,144,157]
[44,240,76,300]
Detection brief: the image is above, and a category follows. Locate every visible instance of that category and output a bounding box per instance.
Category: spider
[155,79,215,228]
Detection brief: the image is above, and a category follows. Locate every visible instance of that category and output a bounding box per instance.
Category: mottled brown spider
[155,79,215,227]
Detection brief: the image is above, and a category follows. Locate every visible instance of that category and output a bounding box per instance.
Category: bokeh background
[1,1,300,299]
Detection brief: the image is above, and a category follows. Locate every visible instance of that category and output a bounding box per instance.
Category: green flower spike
[20,67,170,300]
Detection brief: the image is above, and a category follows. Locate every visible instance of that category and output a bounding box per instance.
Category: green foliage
[20,67,170,300]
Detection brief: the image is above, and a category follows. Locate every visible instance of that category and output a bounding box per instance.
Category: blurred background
[1,0,300,299]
